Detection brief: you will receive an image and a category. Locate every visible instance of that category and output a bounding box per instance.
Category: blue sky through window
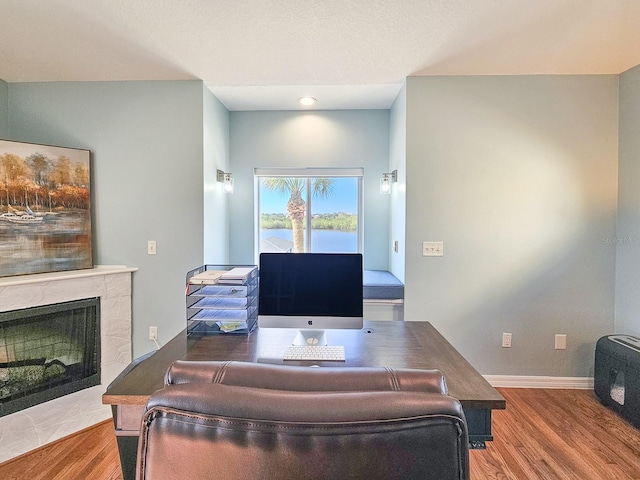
[260,177,358,214]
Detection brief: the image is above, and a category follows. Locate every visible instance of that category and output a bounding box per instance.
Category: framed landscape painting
[0,140,93,277]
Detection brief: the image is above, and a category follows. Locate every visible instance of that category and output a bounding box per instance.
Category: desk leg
[115,435,138,480]
[111,405,143,480]
[464,408,492,449]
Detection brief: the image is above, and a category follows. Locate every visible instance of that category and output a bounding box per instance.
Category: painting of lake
[0,140,92,277]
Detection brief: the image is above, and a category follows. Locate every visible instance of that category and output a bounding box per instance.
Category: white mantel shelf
[0,265,138,287]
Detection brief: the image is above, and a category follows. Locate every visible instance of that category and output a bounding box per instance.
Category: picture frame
[0,140,93,277]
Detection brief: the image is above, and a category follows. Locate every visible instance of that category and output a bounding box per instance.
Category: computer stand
[292,329,328,346]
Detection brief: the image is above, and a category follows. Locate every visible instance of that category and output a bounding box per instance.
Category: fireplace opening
[0,298,100,417]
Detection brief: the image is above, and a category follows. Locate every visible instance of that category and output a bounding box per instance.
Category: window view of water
[257,174,361,254]
[260,229,357,253]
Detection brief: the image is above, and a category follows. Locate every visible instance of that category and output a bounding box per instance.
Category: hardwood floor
[1,388,638,479]
[470,389,640,479]
[0,420,123,480]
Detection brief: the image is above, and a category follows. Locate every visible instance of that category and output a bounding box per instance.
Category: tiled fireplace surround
[0,266,135,463]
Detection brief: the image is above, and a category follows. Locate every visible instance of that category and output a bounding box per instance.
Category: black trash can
[594,335,640,428]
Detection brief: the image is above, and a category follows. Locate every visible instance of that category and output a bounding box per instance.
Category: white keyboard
[283,345,346,361]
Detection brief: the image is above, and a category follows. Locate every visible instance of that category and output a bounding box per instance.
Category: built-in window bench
[363,270,404,321]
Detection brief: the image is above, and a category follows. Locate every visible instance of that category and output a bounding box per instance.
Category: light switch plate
[422,241,443,256]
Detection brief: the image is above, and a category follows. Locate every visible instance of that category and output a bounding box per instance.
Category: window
[255,168,363,256]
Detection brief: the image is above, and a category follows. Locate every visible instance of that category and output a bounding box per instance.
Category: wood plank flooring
[0,420,123,480]
[470,389,640,479]
[1,388,639,479]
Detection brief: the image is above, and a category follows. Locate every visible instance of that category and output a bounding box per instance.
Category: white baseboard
[483,375,594,389]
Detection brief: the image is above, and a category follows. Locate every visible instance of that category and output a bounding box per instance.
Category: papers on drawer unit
[216,321,248,333]
[189,267,257,286]
[218,267,257,285]
[188,270,227,285]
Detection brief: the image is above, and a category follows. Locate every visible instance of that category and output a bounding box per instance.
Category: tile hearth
[0,265,135,463]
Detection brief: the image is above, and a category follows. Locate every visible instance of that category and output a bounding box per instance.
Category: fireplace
[0,265,133,463]
[0,297,100,417]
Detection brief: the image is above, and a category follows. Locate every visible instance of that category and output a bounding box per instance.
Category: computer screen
[258,253,363,345]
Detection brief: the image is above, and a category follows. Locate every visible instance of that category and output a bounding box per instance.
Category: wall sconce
[380,170,397,194]
[217,169,234,194]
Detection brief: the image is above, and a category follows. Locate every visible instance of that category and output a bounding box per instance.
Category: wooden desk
[104,321,505,479]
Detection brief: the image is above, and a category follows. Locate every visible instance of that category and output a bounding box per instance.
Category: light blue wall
[203,85,231,264]
[616,64,640,336]
[405,75,619,377]
[228,110,391,270]
[388,82,407,282]
[7,80,206,357]
[0,79,7,137]
[4,73,634,380]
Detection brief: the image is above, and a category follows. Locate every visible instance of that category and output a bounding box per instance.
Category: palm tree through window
[256,169,362,256]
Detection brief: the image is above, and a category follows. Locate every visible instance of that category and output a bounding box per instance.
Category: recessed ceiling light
[298,97,317,106]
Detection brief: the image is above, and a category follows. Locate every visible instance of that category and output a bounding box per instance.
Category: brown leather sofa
[136,361,469,480]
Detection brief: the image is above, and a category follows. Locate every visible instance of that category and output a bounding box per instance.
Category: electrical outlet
[149,326,158,341]
[555,334,567,350]
[502,333,512,348]
[393,240,399,253]
[147,240,157,255]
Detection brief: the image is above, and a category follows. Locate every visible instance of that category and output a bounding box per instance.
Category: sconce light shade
[380,175,391,194]
[223,174,234,193]
[380,170,397,194]
[217,169,234,194]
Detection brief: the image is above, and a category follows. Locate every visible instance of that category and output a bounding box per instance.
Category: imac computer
[258,253,363,359]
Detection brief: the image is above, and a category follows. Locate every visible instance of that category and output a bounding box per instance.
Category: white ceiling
[1,0,640,110]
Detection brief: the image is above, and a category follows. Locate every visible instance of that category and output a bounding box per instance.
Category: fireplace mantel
[0,265,136,463]
[0,264,137,287]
